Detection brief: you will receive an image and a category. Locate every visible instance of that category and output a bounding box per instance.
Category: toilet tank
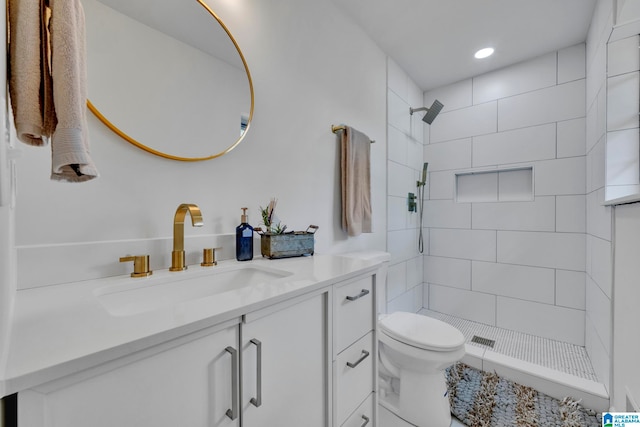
[338,251,391,315]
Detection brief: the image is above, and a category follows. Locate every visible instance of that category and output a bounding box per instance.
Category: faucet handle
[120,255,153,278]
[201,248,219,267]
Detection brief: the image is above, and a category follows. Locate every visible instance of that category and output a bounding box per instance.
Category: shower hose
[417,181,426,254]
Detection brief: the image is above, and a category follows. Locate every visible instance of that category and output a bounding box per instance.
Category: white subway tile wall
[557,118,587,158]
[385,58,431,313]
[556,195,586,233]
[390,41,611,389]
[472,124,556,167]
[430,102,497,143]
[585,4,613,392]
[423,200,471,229]
[497,80,586,132]
[558,44,587,84]
[472,52,557,104]
[496,297,585,346]
[555,270,586,310]
[429,284,496,325]
[497,231,586,271]
[607,35,639,78]
[424,256,471,289]
[471,261,556,304]
[423,44,590,347]
[430,228,497,262]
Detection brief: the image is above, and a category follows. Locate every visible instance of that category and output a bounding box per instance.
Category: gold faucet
[170,203,204,271]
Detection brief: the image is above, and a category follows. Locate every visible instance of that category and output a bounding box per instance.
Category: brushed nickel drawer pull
[346,289,370,301]
[346,350,370,368]
[250,338,262,407]
[361,415,370,426]
[224,346,239,420]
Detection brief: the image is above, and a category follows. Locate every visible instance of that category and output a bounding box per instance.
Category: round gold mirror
[83,0,254,161]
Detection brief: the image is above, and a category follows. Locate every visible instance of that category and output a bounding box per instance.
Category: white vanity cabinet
[333,275,376,426]
[241,290,328,427]
[19,320,241,427]
[18,290,330,427]
[15,267,377,427]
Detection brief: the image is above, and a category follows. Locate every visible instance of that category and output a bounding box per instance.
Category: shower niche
[455,166,533,203]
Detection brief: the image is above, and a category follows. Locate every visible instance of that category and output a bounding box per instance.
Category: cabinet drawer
[335,332,374,425]
[335,276,374,353]
[341,393,374,427]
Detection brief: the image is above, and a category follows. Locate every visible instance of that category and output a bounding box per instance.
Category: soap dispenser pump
[236,207,254,261]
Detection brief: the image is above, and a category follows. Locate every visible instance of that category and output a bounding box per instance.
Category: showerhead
[422,99,443,124]
[409,99,444,124]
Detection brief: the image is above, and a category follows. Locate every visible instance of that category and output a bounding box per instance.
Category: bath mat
[445,363,602,427]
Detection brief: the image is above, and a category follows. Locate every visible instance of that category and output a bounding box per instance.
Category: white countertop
[0,254,378,396]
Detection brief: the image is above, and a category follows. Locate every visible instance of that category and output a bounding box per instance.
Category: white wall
[11,0,388,289]
[423,45,588,346]
[612,203,640,411]
[386,58,425,313]
[0,0,13,399]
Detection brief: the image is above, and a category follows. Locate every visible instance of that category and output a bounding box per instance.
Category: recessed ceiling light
[474,47,494,59]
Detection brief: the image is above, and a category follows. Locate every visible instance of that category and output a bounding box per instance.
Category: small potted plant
[255,198,318,259]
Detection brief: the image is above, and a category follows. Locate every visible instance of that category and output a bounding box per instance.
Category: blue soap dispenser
[236,207,254,261]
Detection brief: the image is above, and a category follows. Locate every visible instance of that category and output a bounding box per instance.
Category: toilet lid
[379,312,465,351]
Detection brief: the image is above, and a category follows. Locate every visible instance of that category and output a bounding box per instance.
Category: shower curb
[460,345,609,412]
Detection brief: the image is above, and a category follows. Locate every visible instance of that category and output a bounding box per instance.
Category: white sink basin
[94,264,292,316]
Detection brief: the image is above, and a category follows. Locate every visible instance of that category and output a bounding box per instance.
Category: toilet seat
[379,312,465,351]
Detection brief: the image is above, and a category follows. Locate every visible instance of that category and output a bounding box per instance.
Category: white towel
[8,0,98,182]
[341,126,372,237]
[49,0,98,182]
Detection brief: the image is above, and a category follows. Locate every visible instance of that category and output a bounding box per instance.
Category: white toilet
[341,251,465,427]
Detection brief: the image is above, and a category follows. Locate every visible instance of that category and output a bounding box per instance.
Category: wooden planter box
[259,226,318,259]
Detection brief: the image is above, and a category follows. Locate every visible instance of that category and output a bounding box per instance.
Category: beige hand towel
[49,0,98,182]
[341,126,372,237]
[8,0,55,145]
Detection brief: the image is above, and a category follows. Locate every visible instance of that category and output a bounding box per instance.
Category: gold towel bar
[331,125,375,143]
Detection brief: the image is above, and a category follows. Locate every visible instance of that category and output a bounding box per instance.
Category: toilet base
[379,404,416,427]
[379,370,452,427]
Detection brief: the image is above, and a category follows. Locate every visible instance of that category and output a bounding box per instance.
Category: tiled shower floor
[418,309,598,381]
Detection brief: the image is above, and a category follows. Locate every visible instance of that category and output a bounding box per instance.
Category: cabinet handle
[361,415,370,426]
[346,350,370,368]
[225,347,239,420]
[345,289,370,301]
[250,338,262,407]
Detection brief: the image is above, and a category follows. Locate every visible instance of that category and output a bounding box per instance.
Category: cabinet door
[19,324,240,427]
[242,292,328,427]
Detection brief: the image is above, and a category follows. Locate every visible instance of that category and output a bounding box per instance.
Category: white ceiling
[331,0,598,91]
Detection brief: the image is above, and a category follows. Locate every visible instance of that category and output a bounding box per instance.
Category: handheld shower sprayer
[417,162,428,187]
[417,162,428,253]
[416,162,429,253]
[410,99,444,124]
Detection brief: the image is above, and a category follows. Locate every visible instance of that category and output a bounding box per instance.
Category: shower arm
[409,107,429,115]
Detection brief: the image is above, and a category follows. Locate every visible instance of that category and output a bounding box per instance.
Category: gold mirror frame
[87,0,254,162]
